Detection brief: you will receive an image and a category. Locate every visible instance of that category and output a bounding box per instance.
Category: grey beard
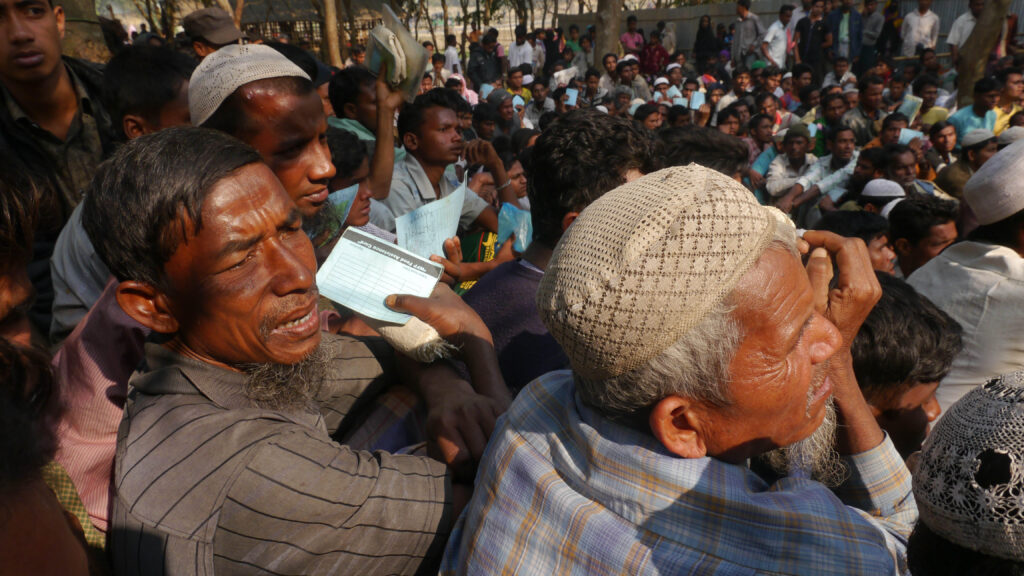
[236,343,328,412]
[757,398,849,488]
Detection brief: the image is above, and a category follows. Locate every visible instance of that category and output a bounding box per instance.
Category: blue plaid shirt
[441,370,916,575]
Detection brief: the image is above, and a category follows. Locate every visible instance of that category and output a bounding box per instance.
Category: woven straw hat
[189,44,310,127]
[536,165,789,381]
[913,370,1024,561]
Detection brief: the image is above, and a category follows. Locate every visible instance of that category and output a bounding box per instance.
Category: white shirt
[508,41,533,70]
[908,241,1024,413]
[762,20,789,67]
[766,153,817,198]
[900,9,940,57]
[444,46,460,73]
[946,11,977,48]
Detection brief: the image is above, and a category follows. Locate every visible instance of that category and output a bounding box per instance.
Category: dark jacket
[467,44,501,90]
[825,9,863,61]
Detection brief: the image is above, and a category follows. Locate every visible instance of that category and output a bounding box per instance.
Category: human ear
[649,395,708,459]
[115,281,179,334]
[54,5,65,38]
[122,115,148,140]
[403,131,420,152]
[893,237,911,257]
[342,102,358,120]
[560,211,579,232]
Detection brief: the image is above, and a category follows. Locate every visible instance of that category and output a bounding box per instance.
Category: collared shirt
[382,153,489,233]
[443,45,460,73]
[762,19,789,67]
[733,12,765,62]
[49,202,109,344]
[508,41,533,69]
[909,241,1024,413]
[946,11,977,48]
[111,336,452,575]
[620,31,643,53]
[796,151,859,201]
[948,106,997,141]
[900,9,940,57]
[767,152,818,198]
[0,64,104,219]
[524,96,555,126]
[842,105,884,146]
[995,102,1023,134]
[440,371,916,575]
[863,11,885,45]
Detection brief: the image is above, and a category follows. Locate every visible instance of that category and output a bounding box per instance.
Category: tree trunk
[322,0,343,66]
[441,0,450,37]
[595,0,622,59]
[956,0,1011,108]
[233,0,245,29]
[421,0,438,49]
[61,0,109,61]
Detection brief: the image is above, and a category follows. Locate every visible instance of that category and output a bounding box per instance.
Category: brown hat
[536,165,791,380]
[183,7,242,46]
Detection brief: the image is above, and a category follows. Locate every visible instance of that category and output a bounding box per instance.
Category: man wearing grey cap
[910,140,1024,413]
[183,7,243,60]
[441,165,918,575]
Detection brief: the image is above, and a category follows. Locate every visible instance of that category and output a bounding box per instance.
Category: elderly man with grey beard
[441,165,918,575]
[82,127,511,575]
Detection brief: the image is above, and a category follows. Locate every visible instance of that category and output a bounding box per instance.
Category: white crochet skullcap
[666,62,681,72]
[536,165,791,380]
[189,44,310,127]
[965,138,1024,225]
[998,126,1024,148]
[913,370,1024,561]
[861,179,906,199]
[654,76,669,87]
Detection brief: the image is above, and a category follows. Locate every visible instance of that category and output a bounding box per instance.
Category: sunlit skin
[0,0,65,86]
[150,163,322,369]
[327,155,372,228]
[870,381,941,459]
[895,220,956,276]
[656,247,842,463]
[234,87,335,220]
[867,235,897,274]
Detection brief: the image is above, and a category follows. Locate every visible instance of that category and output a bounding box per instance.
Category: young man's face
[867,234,897,274]
[420,76,433,93]
[718,115,740,135]
[881,120,907,145]
[918,83,938,107]
[890,80,906,99]
[887,151,918,185]
[0,260,33,347]
[669,68,683,85]
[586,75,599,92]
[604,54,617,73]
[237,86,336,219]
[931,124,956,152]
[1003,72,1024,100]
[508,71,523,89]
[734,72,750,92]
[410,106,463,165]
[642,112,662,130]
[780,9,793,25]
[870,381,941,458]
[968,140,999,169]
[752,117,774,143]
[969,0,984,16]
[628,19,637,32]
[896,219,956,275]
[863,82,884,110]
[474,118,496,141]
[764,74,781,92]
[825,97,847,123]
[760,97,777,117]
[834,60,849,77]
[977,88,1000,111]
[0,0,65,86]
[845,91,859,109]
[831,130,857,160]
[683,81,698,99]
[784,135,809,161]
[810,0,825,17]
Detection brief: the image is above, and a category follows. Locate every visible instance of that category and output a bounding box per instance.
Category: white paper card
[396,178,466,259]
[317,227,443,325]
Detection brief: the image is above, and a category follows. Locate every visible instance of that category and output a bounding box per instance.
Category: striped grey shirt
[111,334,452,575]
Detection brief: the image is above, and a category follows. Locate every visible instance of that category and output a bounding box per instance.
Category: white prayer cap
[880,198,903,218]
[782,71,793,80]
[998,126,1024,148]
[965,138,1024,225]
[666,62,681,72]
[962,128,996,149]
[654,77,669,87]
[619,54,638,63]
[862,179,906,199]
[189,44,310,127]
[523,74,535,86]
[595,105,609,113]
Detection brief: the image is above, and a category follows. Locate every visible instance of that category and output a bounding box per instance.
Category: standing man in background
[900,0,940,57]
[734,0,765,68]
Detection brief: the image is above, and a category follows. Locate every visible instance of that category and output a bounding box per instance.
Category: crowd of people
[3,0,1024,573]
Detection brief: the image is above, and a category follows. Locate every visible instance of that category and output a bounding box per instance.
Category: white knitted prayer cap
[536,165,791,380]
[965,138,1024,225]
[189,44,310,127]
[913,370,1024,561]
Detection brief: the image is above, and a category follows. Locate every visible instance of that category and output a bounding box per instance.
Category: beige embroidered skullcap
[536,165,791,380]
[913,370,1024,561]
[965,138,1024,225]
[189,44,310,127]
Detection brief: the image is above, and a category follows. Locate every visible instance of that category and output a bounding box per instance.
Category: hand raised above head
[800,230,881,348]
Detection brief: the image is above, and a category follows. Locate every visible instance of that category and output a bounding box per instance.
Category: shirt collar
[401,153,455,201]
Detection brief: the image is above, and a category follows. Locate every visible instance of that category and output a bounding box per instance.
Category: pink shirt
[620,31,643,53]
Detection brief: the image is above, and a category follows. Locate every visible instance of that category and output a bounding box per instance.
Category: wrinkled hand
[431,237,463,285]
[426,387,506,481]
[385,282,494,346]
[801,230,882,347]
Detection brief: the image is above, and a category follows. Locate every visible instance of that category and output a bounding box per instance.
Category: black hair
[883,142,913,163]
[753,91,776,108]
[969,208,1024,248]
[633,103,659,123]
[656,125,749,178]
[851,273,962,405]
[996,67,1023,85]
[82,127,262,288]
[909,522,1024,576]
[265,41,319,81]
[792,63,814,79]
[0,339,59,492]
[538,111,560,131]
[511,128,540,158]
[397,88,456,139]
[683,76,700,88]
[974,76,1000,94]
[103,46,196,140]
[526,109,654,247]
[446,34,457,45]
[717,107,742,125]
[780,3,794,13]
[615,60,632,74]
[472,101,500,125]
[882,112,909,130]
[858,74,885,92]
[445,77,463,90]
[814,210,889,246]
[627,14,637,23]
[763,65,782,78]
[531,76,549,90]
[824,123,854,142]
[328,66,375,119]
[888,194,958,246]
[584,67,601,80]
[798,84,820,103]
[431,53,445,64]
[929,119,954,138]
[913,74,940,94]
[0,159,38,265]
[325,127,369,179]
[738,0,751,8]
[667,105,690,124]
[202,76,314,136]
[858,146,886,170]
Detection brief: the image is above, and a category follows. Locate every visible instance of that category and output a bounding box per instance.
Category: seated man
[49,45,195,344]
[908,371,1024,575]
[766,123,817,202]
[462,109,654,395]
[442,165,917,574]
[857,178,906,216]
[884,143,949,198]
[86,127,510,574]
[778,125,859,226]
[383,89,506,236]
[887,194,958,277]
[850,273,962,458]
[935,129,998,201]
[947,76,1000,140]
[910,140,1024,412]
